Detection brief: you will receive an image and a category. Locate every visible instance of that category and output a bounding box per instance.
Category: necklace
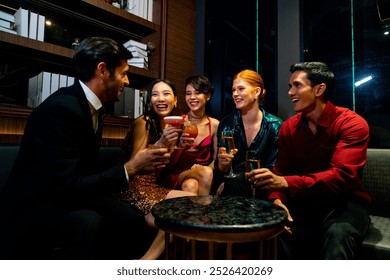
[188,112,203,119]
[187,113,209,127]
[188,113,205,121]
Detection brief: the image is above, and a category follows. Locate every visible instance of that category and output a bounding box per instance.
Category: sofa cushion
[360,148,390,259]
[363,149,390,218]
[0,145,122,192]
[360,215,390,259]
[0,145,19,192]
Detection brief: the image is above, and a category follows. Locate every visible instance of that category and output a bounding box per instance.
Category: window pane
[303,0,390,148]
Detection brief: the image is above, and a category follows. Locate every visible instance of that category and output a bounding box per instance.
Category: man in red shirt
[247,61,371,259]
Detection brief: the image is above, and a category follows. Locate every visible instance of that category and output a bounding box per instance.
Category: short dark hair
[73,37,133,82]
[290,62,335,100]
[185,75,214,95]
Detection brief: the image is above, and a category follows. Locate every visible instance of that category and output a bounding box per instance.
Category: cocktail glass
[164,116,185,151]
[183,121,198,152]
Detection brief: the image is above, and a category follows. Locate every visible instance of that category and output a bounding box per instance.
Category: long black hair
[143,79,177,144]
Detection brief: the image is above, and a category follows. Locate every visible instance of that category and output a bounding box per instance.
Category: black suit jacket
[0,81,128,227]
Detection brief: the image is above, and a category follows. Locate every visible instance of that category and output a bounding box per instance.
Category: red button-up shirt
[269,101,371,207]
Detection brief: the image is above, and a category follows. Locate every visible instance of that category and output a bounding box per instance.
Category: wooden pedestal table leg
[164,232,170,259]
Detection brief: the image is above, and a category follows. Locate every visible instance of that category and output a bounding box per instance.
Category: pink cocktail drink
[164,116,185,151]
[164,116,185,127]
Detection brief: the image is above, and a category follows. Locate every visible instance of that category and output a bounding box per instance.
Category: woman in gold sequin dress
[116,79,195,259]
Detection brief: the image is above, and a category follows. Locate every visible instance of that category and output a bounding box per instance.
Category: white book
[37,14,45,42]
[41,72,52,103]
[138,0,145,20]
[14,7,29,38]
[128,45,148,57]
[143,0,148,20]
[126,0,137,15]
[139,90,146,115]
[28,11,38,40]
[133,0,140,18]
[36,72,43,105]
[50,73,59,93]
[128,57,148,63]
[147,0,153,21]
[131,50,148,59]
[123,38,147,50]
[0,19,12,29]
[134,89,141,118]
[67,76,75,86]
[128,59,148,68]
[59,74,68,88]
[0,10,15,23]
[0,25,17,35]
[27,75,39,107]
[128,58,148,69]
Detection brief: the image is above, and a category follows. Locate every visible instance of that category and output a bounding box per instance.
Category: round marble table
[151,195,288,259]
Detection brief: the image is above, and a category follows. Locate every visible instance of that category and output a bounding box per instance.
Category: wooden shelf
[0,32,73,58]
[0,31,75,74]
[27,0,159,40]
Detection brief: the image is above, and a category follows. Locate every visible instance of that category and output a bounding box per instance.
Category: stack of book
[0,9,16,35]
[2,7,45,41]
[124,39,149,69]
[27,72,75,107]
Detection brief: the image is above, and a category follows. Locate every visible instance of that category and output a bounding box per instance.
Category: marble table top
[152,195,287,233]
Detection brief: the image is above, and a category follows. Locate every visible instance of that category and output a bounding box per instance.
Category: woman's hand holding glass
[181,121,198,151]
[155,125,183,151]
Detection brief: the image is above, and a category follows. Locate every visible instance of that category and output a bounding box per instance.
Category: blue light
[355,76,373,87]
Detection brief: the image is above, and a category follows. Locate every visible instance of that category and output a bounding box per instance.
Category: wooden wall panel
[165,0,196,113]
[0,105,133,146]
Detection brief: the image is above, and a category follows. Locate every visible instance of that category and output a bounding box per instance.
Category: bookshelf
[0,0,162,145]
[0,0,196,146]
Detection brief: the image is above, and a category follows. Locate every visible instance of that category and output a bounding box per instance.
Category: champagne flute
[245,150,261,173]
[246,150,261,197]
[222,130,238,178]
[183,121,198,152]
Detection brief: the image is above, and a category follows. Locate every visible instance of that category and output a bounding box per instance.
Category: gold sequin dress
[114,174,170,215]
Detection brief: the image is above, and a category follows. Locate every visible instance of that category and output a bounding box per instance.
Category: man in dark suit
[0,37,170,259]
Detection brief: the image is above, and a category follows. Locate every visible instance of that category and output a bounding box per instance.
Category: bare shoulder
[131,116,148,135]
[133,115,146,125]
[208,116,220,133]
[209,117,220,127]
